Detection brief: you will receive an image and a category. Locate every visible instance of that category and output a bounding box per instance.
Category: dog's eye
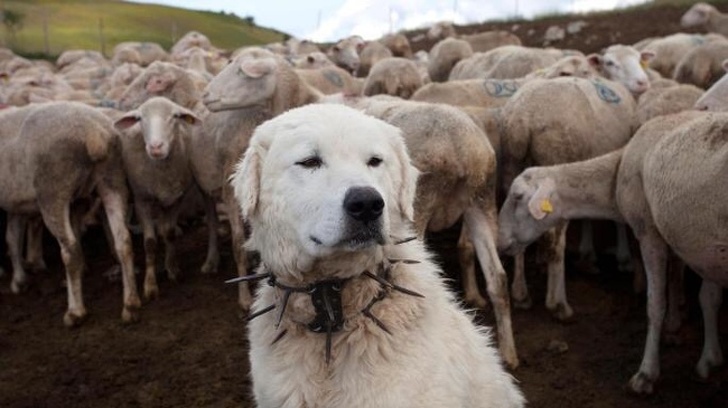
[296,156,323,169]
[367,157,382,167]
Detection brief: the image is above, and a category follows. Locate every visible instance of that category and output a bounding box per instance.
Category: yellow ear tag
[540,199,553,214]
[184,115,195,125]
[640,60,649,69]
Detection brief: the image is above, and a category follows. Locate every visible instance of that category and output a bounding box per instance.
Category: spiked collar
[226,237,424,364]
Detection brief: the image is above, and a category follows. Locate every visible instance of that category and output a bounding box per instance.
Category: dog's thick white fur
[231,104,525,408]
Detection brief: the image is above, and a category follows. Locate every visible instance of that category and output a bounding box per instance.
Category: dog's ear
[391,131,419,222]
[232,145,263,219]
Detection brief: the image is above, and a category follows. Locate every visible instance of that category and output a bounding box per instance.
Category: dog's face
[232,104,418,276]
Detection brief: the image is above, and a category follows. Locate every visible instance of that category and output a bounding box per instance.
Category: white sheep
[327,35,365,74]
[640,33,719,78]
[636,82,704,126]
[694,58,728,110]
[449,46,581,80]
[673,40,728,89]
[497,109,728,394]
[0,102,141,326]
[362,57,423,99]
[380,33,413,58]
[171,31,212,55]
[496,76,636,319]
[588,44,654,95]
[427,38,474,82]
[113,97,202,299]
[426,21,457,41]
[460,31,522,53]
[118,61,203,111]
[294,51,334,69]
[296,65,363,95]
[681,2,728,36]
[112,41,169,67]
[356,40,393,78]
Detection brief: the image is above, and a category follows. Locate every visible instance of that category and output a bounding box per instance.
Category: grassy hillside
[0,0,287,58]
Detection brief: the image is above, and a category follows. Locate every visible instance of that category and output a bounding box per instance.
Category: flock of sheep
[1,0,728,398]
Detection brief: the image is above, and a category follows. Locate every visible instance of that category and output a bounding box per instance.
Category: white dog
[231,104,525,408]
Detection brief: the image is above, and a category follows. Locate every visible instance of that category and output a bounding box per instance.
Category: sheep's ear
[114,112,141,131]
[174,108,200,126]
[145,72,176,93]
[640,50,655,63]
[391,129,419,222]
[722,59,728,72]
[232,145,263,219]
[527,178,555,220]
[587,54,602,69]
[307,55,315,64]
[239,58,276,78]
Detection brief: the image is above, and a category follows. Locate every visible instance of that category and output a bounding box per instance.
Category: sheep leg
[630,230,646,293]
[97,183,141,323]
[40,202,87,327]
[200,193,220,275]
[464,206,519,369]
[510,254,531,309]
[135,201,159,300]
[159,204,182,282]
[457,223,487,308]
[7,214,29,293]
[665,254,685,334]
[615,223,633,273]
[629,230,668,394]
[225,194,251,311]
[696,279,724,379]
[544,221,573,321]
[25,217,47,272]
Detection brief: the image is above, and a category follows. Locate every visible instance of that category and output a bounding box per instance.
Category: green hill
[0,0,287,58]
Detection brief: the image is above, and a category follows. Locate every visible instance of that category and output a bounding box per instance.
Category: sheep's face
[497,171,559,256]
[114,97,199,160]
[328,38,361,74]
[695,60,728,111]
[681,3,714,27]
[202,54,277,112]
[590,46,653,95]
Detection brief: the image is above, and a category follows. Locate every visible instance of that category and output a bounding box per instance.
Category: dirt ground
[2,2,728,408]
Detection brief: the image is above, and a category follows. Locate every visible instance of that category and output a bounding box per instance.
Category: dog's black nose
[344,187,384,222]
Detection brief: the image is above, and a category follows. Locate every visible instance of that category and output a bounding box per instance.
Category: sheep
[427,38,474,82]
[0,101,141,326]
[328,35,365,74]
[496,76,637,319]
[286,38,321,56]
[587,44,654,95]
[112,41,169,67]
[56,50,106,70]
[673,40,728,89]
[320,94,518,368]
[356,40,392,77]
[295,65,363,95]
[171,31,212,55]
[380,33,413,58]
[426,21,457,41]
[694,59,728,111]
[413,55,598,107]
[497,109,727,393]
[681,2,728,36]
[112,97,202,299]
[461,31,522,53]
[636,82,704,126]
[294,51,334,69]
[449,46,580,80]
[200,49,322,309]
[362,57,423,99]
[640,33,720,78]
[111,47,143,67]
[118,61,203,111]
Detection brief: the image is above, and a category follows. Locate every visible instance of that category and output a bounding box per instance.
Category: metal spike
[322,288,336,323]
[363,270,393,288]
[391,284,425,298]
[363,309,392,335]
[387,258,421,265]
[246,304,276,321]
[325,322,333,365]
[225,272,271,284]
[271,329,288,345]
[393,236,417,245]
[276,289,292,328]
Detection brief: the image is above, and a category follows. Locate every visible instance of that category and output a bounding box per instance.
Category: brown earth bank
[2,2,728,408]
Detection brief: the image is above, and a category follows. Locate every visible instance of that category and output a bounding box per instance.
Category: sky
[130,0,649,42]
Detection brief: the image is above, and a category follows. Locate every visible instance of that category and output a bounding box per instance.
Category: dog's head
[231,104,418,279]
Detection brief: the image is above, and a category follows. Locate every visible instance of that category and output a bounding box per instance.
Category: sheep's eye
[367,156,382,167]
[605,60,615,67]
[296,156,322,169]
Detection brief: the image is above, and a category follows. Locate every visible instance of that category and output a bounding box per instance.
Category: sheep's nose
[344,187,384,223]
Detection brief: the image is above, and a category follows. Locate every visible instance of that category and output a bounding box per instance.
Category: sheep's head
[202,52,279,112]
[694,59,728,111]
[588,45,653,95]
[535,56,599,79]
[497,169,560,256]
[681,2,716,28]
[328,36,362,74]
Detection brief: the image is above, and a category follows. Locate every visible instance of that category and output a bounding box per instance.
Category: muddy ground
[2,2,728,408]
